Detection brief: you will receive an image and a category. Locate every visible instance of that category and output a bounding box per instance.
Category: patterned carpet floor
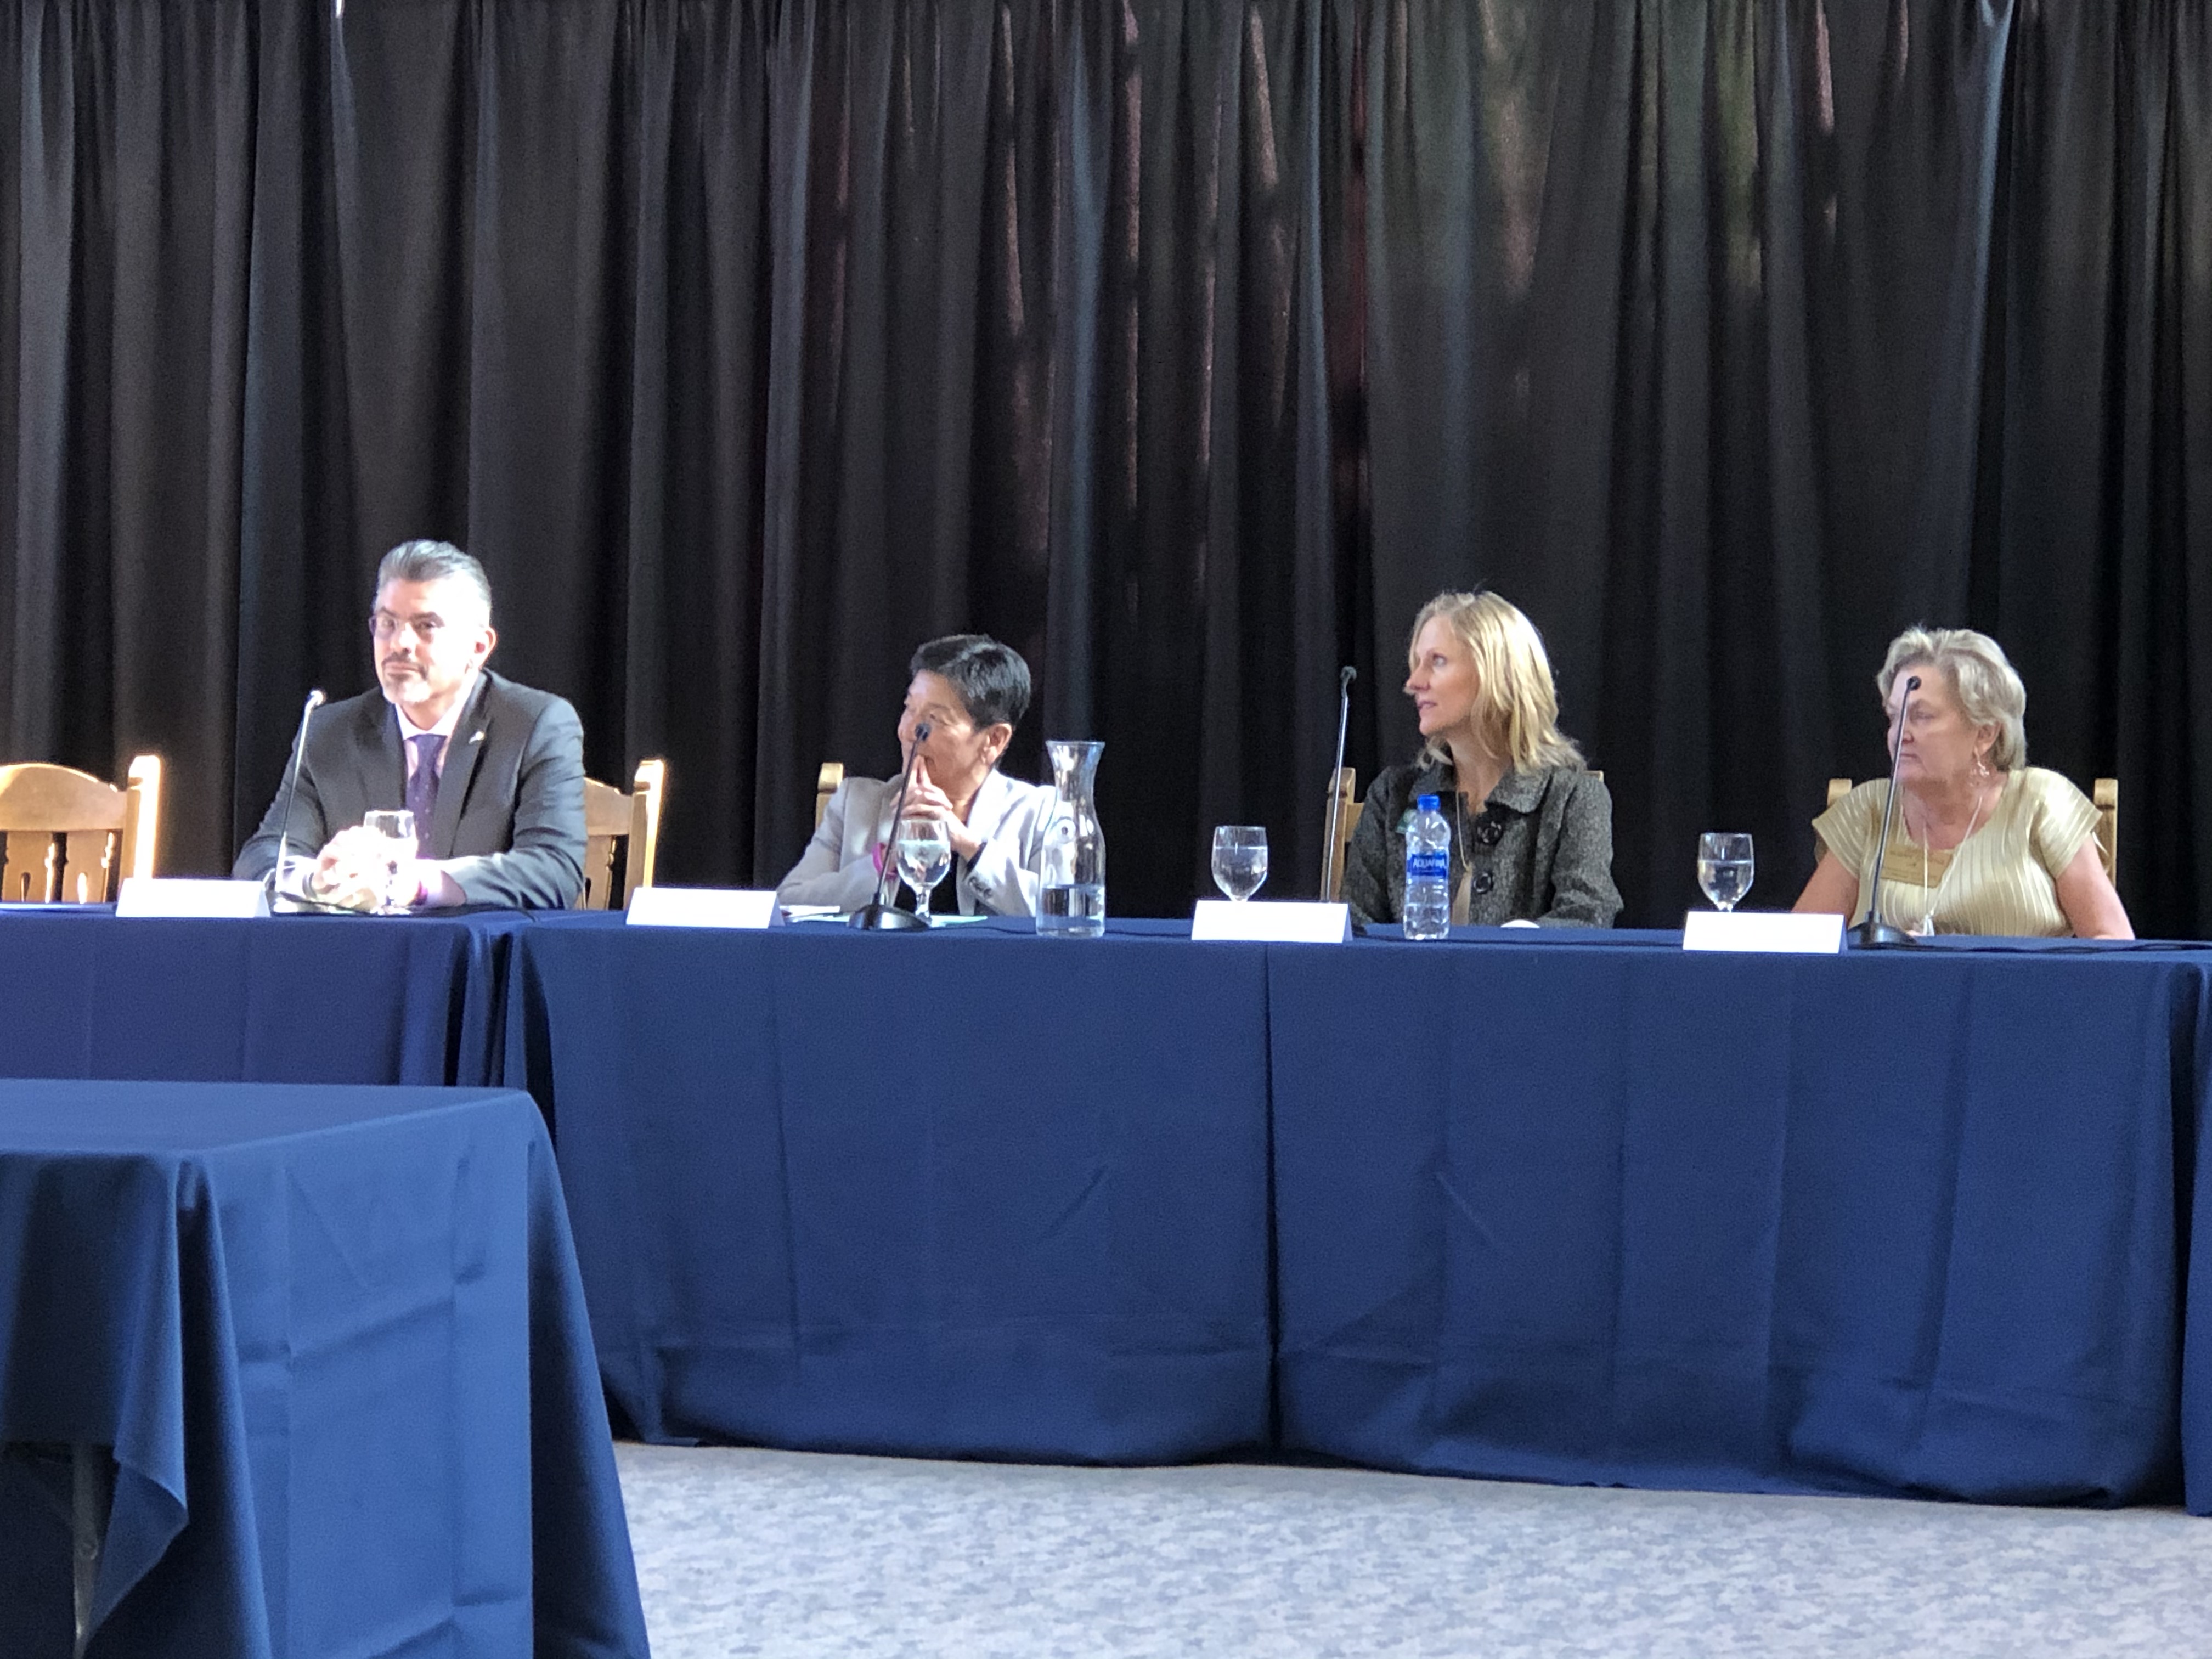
[614,1443,2212,1657]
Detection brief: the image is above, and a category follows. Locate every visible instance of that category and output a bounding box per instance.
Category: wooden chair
[1321,767,1361,902]
[580,759,666,911]
[815,763,844,831]
[0,756,162,902]
[1825,775,2119,883]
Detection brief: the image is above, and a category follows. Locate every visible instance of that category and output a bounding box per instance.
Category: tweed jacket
[1341,760,1621,928]
[233,669,588,910]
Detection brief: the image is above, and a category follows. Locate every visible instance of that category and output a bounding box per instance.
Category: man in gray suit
[235,541,587,909]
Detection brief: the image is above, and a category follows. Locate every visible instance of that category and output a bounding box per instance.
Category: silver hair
[1877,625,2028,770]
[374,540,493,619]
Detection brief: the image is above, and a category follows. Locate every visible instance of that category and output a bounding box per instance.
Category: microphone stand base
[847,903,926,932]
[1850,919,1918,950]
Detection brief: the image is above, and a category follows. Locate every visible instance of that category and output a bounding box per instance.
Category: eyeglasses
[371,612,448,644]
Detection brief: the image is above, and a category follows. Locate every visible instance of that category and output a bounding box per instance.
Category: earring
[1976,755,1991,781]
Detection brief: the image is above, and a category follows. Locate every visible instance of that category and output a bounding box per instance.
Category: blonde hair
[1877,626,2028,770]
[1409,590,1584,772]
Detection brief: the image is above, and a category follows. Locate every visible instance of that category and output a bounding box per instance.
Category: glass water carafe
[1035,740,1105,937]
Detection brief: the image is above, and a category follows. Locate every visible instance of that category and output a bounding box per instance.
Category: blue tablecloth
[1269,929,2212,1508]
[0,1080,647,1658]
[17,902,2209,1514]
[507,913,1273,1462]
[0,907,522,1085]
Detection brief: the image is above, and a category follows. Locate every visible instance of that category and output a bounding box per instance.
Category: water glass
[1696,832,1754,912]
[895,816,954,924]
[1211,826,1269,902]
[361,809,418,911]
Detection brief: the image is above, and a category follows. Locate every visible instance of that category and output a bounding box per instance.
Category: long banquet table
[0,1078,647,1658]
[7,904,2212,1514]
[506,915,2212,1510]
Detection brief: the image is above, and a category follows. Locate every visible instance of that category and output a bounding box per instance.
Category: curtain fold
[5,0,255,868]
[1,0,2208,929]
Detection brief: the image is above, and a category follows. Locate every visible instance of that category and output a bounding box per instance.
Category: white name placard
[626,887,779,929]
[1681,910,1843,955]
[1191,900,1352,944]
[116,878,270,919]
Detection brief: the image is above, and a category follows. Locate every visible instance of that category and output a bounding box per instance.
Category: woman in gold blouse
[1793,627,2132,939]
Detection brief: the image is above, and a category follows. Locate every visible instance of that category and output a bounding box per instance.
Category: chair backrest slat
[3,828,59,902]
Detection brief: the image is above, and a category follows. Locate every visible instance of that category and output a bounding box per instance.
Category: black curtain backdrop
[2,0,2208,930]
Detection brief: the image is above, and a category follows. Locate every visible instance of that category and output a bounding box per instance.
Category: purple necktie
[405,732,442,857]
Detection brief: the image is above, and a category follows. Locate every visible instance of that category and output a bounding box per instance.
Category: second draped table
[0,1079,647,1657]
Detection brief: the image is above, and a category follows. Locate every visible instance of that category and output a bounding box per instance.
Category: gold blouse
[1810,766,2100,938]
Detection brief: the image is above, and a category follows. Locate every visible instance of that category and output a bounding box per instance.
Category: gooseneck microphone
[1853,673,1920,949]
[269,689,325,910]
[848,720,932,932]
[1319,665,1357,899]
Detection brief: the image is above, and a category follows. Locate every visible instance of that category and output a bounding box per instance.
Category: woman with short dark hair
[777,634,1054,916]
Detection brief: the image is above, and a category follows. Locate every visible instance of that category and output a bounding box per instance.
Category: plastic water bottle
[1403,793,1452,940]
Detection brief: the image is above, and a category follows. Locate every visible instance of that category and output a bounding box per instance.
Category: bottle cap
[1416,794,1439,811]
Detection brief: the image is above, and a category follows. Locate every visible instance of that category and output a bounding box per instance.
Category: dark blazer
[1342,759,1621,928]
[234,669,588,910]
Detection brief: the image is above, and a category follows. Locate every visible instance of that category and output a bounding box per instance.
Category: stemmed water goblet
[1211,826,1269,902]
[895,816,955,924]
[1696,832,1754,912]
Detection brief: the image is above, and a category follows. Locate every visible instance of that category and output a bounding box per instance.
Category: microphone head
[1905,674,1921,691]
[915,720,933,742]
[306,688,326,710]
[1340,665,1357,690]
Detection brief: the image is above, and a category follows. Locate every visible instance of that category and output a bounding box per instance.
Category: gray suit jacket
[777,769,1054,916]
[234,669,588,910]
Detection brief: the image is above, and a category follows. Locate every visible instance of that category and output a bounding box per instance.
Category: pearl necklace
[1901,778,1991,936]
